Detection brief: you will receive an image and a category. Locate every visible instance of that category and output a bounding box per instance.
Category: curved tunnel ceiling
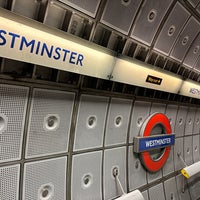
[1,0,200,82]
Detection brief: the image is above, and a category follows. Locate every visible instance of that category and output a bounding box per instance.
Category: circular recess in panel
[137,117,143,127]
[87,116,97,129]
[196,118,200,125]
[182,36,189,46]
[188,118,192,125]
[179,118,183,125]
[148,9,157,22]
[112,166,119,178]
[168,25,176,36]
[168,118,172,125]
[121,0,131,6]
[82,173,93,189]
[38,183,54,200]
[186,147,190,154]
[170,193,174,200]
[115,116,123,127]
[193,46,200,54]
[134,159,141,171]
[195,146,198,152]
[0,114,7,133]
[44,114,60,131]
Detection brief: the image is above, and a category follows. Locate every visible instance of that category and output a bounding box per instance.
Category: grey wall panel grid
[131,0,173,46]
[71,151,102,200]
[101,0,142,35]
[128,146,147,191]
[176,174,191,200]
[193,135,200,162]
[154,2,190,55]
[185,107,196,136]
[174,106,188,138]
[174,137,184,171]
[0,84,29,163]
[164,177,179,200]
[103,146,126,200]
[73,94,109,151]
[129,101,151,143]
[23,157,67,200]
[165,104,178,133]
[149,183,165,200]
[0,164,20,200]
[105,98,132,146]
[26,88,75,158]
[184,136,194,165]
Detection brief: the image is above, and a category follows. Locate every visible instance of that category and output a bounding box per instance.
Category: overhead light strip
[1,8,200,99]
[0,8,116,80]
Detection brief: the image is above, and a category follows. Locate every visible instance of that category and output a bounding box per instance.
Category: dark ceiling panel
[101,0,142,35]
[11,0,40,19]
[43,3,66,29]
[194,56,200,71]
[59,0,101,17]
[131,0,173,46]
[184,33,200,68]
[154,2,190,55]
[187,0,200,7]
[170,17,200,62]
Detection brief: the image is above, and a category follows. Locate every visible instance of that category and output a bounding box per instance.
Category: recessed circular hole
[170,193,174,200]
[188,118,192,125]
[0,116,5,132]
[115,116,122,127]
[83,175,91,187]
[42,189,49,198]
[137,117,143,126]
[193,46,199,54]
[135,160,140,169]
[182,36,189,46]
[44,115,60,131]
[179,118,183,125]
[195,146,198,152]
[87,116,97,128]
[148,9,157,22]
[196,118,200,125]
[187,147,190,154]
[39,184,54,200]
[121,0,131,6]
[168,25,175,36]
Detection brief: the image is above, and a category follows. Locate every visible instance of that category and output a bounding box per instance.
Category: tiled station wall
[0,83,200,200]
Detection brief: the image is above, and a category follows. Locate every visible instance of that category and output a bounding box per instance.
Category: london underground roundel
[133,113,175,173]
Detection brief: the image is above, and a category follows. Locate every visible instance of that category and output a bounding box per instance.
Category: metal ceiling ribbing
[1,0,200,83]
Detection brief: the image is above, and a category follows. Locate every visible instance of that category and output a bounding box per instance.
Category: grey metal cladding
[154,2,190,55]
[187,0,200,7]
[131,0,173,46]
[194,55,200,71]
[11,0,40,19]
[183,33,200,68]
[59,0,101,17]
[101,0,142,35]
[43,4,66,29]
[170,17,200,62]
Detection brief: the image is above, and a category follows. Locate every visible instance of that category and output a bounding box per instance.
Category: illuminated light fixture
[179,80,200,99]
[1,8,200,99]
[181,161,200,179]
[112,167,144,200]
[0,8,115,80]
[112,57,183,94]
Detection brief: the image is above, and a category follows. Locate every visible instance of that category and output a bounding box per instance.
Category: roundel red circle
[140,113,172,173]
